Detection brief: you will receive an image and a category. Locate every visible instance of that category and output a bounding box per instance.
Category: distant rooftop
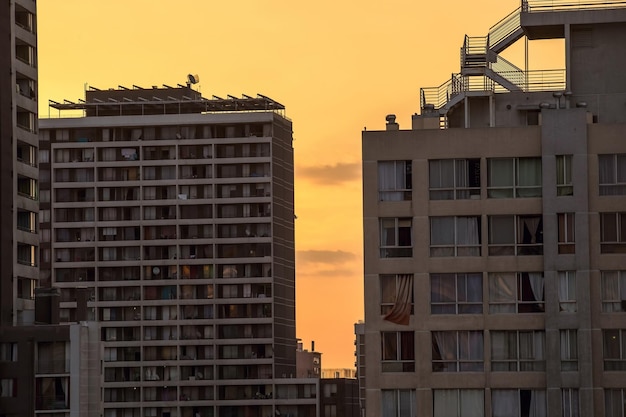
[48,84,285,117]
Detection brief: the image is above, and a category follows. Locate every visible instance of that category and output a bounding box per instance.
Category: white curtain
[492,390,517,417]
[433,332,457,372]
[519,331,544,371]
[559,272,577,312]
[517,158,542,197]
[379,162,403,201]
[528,272,544,303]
[456,217,480,256]
[434,390,459,417]
[489,273,516,313]
[560,330,578,371]
[602,271,624,312]
[528,390,547,417]
[383,275,413,325]
[461,390,484,417]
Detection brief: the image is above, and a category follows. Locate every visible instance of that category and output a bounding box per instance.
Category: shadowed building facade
[362,1,626,416]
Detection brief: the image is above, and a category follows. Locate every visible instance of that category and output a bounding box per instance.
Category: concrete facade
[362,3,626,417]
[39,87,317,417]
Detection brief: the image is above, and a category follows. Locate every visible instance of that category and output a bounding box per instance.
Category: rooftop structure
[363,1,626,417]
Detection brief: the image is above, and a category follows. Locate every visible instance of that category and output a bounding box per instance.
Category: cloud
[297,162,361,185]
[297,250,357,265]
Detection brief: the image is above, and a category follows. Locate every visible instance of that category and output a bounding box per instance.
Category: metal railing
[462,36,489,67]
[421,69,566,111]
[489,7,522,51]
[491,55,525,88]
[522,0,626,12]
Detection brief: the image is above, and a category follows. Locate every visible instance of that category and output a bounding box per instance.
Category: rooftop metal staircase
[420,0,626,122]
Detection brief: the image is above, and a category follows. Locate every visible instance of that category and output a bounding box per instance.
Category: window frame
[381,389,416,417]
[491,330,545,371]
[378,160,412,201]
[380,218,412,258]
[488,214,543,256]
[492,389,546,417]
[556,154,573,196]
[601,271,626,313]
[600,212,626,253]
[560,329,578,371]
[431,330,484,372]
[488,272,545,313]
[558,271,577,313]
[430,216,482,257]
[380,274,414,316]
[599,153,626,195]
[429,158,481,200]
[381,331,415,372]
[558,213,575,254]
[603,329,626,371]
[487,157,542,198]
[430,273,483,314]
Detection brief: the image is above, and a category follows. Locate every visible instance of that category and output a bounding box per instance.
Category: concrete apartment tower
[1,0,39,326]
[362,2,626,416]
[39,86,317,417]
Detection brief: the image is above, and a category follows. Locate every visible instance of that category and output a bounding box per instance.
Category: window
[0,343,17,361]
[492,389,546,417]
[561,389,579,417]
[603,329,626,370]
[558,271,577,312]
[558,213,575,254]
[429,158,480,200]
[599,154,626,195]
[488,157,542,198]
[380,274,414,325]
[378,160,412,201]
[324,404,337,417]
[606,389,626,417]
[557,155,573,196]
[560,330,578,371]
[432,330,483,372]
[488,215,543,255]
[489,272,544,313]
[433,389,484,417]
[430,273,482,314]
[381,331,414,372]
[430,216,481,256]
[380,218,412,258]
[0,379,16,397]
[491,330,545,371]
[382,389,415,417]
[601,213,626,253]
[602,271,626,312]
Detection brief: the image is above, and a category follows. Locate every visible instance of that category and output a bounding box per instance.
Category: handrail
[523,0,626,12]
[489,7,522,51]
[491,55,525,88]
[462,35,489,67]
[421,69,566,111]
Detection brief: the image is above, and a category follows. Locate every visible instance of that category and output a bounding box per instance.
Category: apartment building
[362,2,626,416]
[0,0,39,326]
[39,85,317,417]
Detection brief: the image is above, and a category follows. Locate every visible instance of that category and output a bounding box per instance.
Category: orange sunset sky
[37,0,563,368]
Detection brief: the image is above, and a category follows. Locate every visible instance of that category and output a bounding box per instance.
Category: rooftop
[48,84,285,117]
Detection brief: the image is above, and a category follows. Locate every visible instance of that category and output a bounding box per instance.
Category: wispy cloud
[297,249,357,265]
[297,162,361,185]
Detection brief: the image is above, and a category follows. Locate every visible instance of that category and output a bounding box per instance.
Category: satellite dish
[187,74,199,85]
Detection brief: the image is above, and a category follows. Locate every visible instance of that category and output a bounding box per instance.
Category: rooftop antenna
[186,74,199,88]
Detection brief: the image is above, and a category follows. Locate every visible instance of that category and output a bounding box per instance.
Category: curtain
[491,332,517,371]
[379,162,403,201]
[560,330,577,371]
[492,390,517,417]
[528,272,544,304]
[605,389,622,417]
[559,272,577,312]
[432,332,457,372]
[488,159,514,198]
[431,217,454,256]
[461,390,484,417]
[519,332,544,371]
[456,217,480,256]
[517,158,542,197]
[383,275,413,325]
[434,390,459,417]
[489,273,516,313]
[528,390,547,417]
[459,331,484,371]
[381,390,397,417]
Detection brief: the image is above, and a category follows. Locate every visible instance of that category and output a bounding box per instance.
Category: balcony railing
[522,0,626,12]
